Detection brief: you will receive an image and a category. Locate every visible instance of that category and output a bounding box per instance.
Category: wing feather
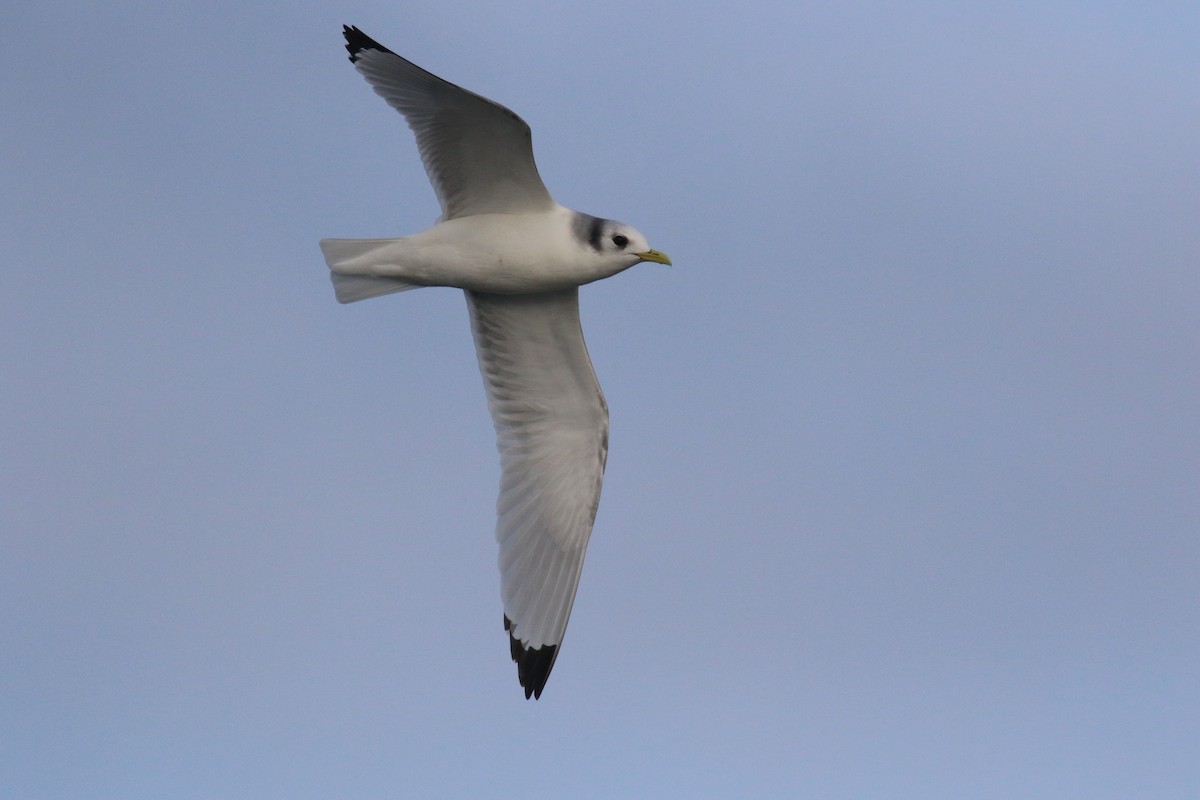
[466,289,608,698]
[343,26,555,219]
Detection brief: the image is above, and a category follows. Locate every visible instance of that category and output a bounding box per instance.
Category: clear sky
[3,1,1197,797]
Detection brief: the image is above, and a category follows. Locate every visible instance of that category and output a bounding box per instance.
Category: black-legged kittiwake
[320,25,671,699]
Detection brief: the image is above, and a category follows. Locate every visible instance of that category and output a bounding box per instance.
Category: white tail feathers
[319,238,423,304]
[329,273,420,303]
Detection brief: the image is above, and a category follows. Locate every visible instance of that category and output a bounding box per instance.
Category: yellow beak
[636,249,672,266]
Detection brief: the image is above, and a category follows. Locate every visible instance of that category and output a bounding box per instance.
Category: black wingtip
[342,25,394,63]
[504,615,559,700]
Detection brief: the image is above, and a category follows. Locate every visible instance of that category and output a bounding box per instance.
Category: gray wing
[343,26,555,220]
[466,289,608,699]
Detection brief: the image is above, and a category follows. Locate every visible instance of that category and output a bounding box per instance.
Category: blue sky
[3,1,1197,797]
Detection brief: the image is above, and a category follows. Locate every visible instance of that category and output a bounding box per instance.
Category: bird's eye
[612,234,628,249]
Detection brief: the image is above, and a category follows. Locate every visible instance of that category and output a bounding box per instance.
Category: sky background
[3,1,1198,797]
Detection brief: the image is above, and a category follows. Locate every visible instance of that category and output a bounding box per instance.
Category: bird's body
[323,207,643,296]
[320,25,669,699]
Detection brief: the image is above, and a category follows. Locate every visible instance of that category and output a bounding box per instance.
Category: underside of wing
[466,289,608,698]
[343,26,555,220]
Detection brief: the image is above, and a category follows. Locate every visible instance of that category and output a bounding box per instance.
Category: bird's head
[575,213,671,270]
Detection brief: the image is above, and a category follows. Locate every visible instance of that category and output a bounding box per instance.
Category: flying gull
[320,25,670,699]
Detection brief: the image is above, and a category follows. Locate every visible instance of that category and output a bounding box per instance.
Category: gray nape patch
[571,212,607,253]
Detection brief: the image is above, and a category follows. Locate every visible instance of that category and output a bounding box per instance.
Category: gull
[320,25,671,699]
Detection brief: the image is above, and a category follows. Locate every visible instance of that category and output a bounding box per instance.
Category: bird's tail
[319,238,423,304]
